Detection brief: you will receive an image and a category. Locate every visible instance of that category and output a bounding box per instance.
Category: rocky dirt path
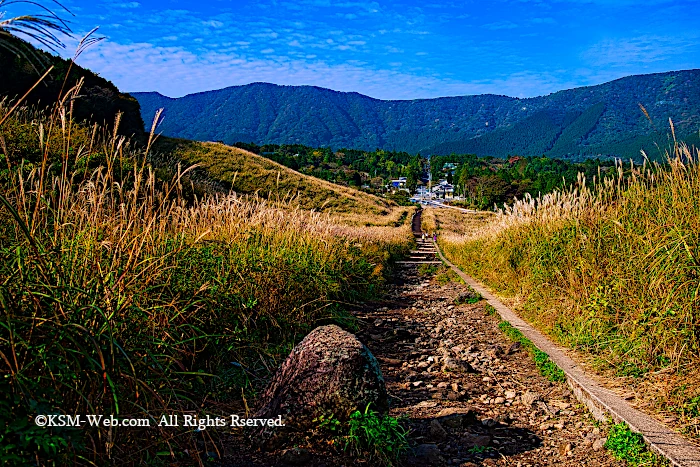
[349,215,624,466]
[223,216,624,466]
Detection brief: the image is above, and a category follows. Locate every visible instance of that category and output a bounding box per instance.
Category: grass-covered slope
[0,87,414,464]
[134,70,700,160]
[432,141,700,439]
[152,136,401,217]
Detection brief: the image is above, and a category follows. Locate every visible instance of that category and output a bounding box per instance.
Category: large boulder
[251,324,388,448]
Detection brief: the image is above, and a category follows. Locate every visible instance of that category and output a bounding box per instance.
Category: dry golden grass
[153,137,401,217]
[434,140,700,440]
[0,91,415,464]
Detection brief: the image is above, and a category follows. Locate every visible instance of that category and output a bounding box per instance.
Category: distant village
[386,162,459,203]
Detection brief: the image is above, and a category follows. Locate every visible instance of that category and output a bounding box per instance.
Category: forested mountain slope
[134,70,700,160]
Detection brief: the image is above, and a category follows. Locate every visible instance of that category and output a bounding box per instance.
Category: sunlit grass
[433,137,700,437]
[0,89,413,464]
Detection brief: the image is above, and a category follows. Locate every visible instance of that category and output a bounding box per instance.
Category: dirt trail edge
[429,213,700,467]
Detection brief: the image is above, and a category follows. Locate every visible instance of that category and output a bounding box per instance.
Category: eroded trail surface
[224,221,624,466]
[350,226,623,466]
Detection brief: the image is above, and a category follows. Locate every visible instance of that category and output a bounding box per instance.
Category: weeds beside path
[428,140,700,457]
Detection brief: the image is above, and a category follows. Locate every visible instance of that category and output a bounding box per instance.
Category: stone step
[395,261,442,265]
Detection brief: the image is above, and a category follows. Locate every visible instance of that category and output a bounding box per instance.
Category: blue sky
[5,0,700,99]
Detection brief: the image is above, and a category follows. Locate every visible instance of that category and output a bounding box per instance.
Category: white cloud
[583,34,700,68]
[112,2,139,8]
[72,38,596,100]
[482,21,518,30]
[203,20,224,28]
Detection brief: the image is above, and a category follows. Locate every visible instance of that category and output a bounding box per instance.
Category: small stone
[280,448,312,465]
[442,357,465,372]
[506,342,522,354]
[430,419,448,441]
[505,390,517,400]
[558,443,573,457]
[494,397,506,404]
[592,438,607,451]
[413,381,424,387]
[460,433,491,448]
[481,418,497,428]
[521,391,541,407]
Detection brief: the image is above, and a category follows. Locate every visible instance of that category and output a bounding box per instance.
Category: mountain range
[133,70,700,160]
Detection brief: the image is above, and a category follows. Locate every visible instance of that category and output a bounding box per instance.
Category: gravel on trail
[352,258,624,466]
[222,235,625,466]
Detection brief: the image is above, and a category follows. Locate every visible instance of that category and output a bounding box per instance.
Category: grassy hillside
[431,140,700,440]
[134,70,700,160]
[0,84,414,464]
[151,137,404,220]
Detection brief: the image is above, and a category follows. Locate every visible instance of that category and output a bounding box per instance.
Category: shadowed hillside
[0,36,144,136]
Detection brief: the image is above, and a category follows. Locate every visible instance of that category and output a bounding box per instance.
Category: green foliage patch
[345,405,409,467]
[604,423,659,466]
[497,321,566,383]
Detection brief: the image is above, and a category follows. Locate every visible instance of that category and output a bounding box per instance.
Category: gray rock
[430,419,448,441]
[251,325,387,449]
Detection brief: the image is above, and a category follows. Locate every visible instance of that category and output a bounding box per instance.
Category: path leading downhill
[350,213,624,466]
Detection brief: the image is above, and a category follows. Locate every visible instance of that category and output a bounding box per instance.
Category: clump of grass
[484,303,498,317]
[497,321,566,382]
[0,84,413,465]
[418,263,440,276]
[605,423,660,466]
[344,405,409,466]
[454,286,482,305]
[435,266,463,285]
